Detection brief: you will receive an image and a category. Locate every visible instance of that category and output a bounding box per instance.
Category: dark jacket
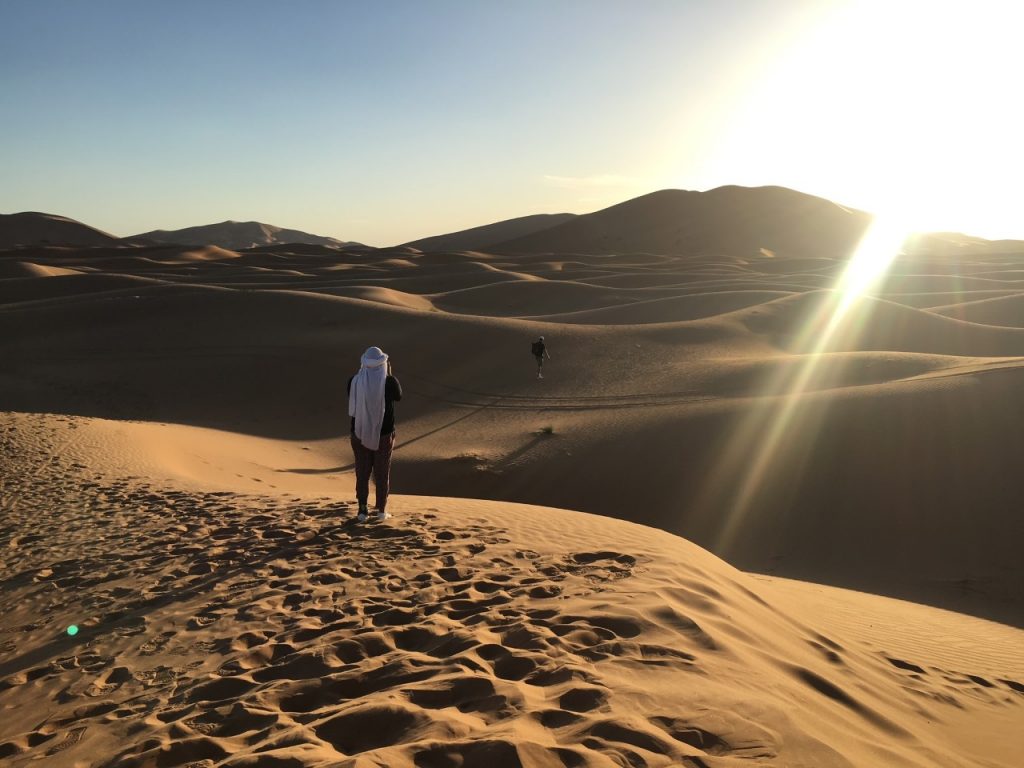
[347,375,403,435]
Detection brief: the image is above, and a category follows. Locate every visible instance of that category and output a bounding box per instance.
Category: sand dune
[402,213,577,252]
[132,220,357,250]
[930,292,1024,327]
[243,243,360,256]
[0,261,82,279]
[1,243,242,268]
[492,186,872,258]
[3,241,1024,626]
[3,221,1024,765]
[4,271,1020,628]
[0,273,172,306]
[725,290,1024,356]
[872,290,1019,310]
[314,285,437,312]
[431,280,662,317]
[525,290,795,324]
[0,412,1020,767]
[0,212,122,248]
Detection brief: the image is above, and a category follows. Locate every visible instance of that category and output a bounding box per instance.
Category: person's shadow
[277,394,504,476]
[284,462,354,475]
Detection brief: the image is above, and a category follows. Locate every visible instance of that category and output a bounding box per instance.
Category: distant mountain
[490,186,873,257]
[0,212,122,249]
[132,221,358,250]
[401,213,577,252]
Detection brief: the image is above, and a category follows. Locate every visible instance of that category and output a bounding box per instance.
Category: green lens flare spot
[66,625,79,636]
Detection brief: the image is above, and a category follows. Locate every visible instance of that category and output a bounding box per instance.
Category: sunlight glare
[705,215,908,555]
[823,216,908,342]
[691,0,1023,239]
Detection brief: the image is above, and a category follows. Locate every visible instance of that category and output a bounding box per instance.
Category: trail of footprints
[0,465,743,767]
[1,415,1021,766]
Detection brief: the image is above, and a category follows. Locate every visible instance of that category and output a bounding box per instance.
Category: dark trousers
[351,431,395,512]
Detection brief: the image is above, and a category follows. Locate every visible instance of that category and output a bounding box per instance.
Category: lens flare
[703,217,909,555]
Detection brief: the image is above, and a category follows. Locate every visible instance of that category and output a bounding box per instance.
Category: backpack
[531,340,544,356]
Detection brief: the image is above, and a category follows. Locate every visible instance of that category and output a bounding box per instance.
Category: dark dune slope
[492,185,871,257]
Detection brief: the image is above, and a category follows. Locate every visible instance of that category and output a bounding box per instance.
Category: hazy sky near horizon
[2,0,1021,245]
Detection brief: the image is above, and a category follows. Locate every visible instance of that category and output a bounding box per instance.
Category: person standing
[347,346,402,522]
[531,335,550,379]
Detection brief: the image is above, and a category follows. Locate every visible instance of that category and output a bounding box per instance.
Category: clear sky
[2,0,1020,245]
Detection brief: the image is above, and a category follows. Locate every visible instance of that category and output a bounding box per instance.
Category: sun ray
[705,217,910,555]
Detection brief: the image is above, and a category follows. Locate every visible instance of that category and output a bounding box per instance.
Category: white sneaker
[357,508,368,523]
[537,372,543,379]
[375,510,390,522]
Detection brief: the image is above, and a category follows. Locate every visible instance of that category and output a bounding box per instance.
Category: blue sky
[2,1,1019,244]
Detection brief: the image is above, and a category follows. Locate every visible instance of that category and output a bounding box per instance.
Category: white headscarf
[348,346,389,450]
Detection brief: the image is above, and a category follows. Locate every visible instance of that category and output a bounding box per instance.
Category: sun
[693,0,1024,240]
[830,216,907,311]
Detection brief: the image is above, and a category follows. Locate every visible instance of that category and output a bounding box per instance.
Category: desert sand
[2,194,1023,765]
[1,412,1020,767]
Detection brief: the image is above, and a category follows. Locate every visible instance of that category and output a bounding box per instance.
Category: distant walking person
[532,336,550,379]
[348,346,402,522]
